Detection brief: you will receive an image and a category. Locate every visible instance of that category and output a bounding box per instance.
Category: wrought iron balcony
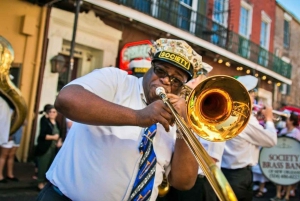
[109,0,292,79]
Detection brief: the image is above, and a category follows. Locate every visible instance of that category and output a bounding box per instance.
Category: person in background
[252,150,269,198]
[32,104,54,180]
[0,95,14,148]
[35,105,61,191]
[252,105,271,198]
[36,38,200,201]
[165,62,225,201]
[221,75,277,201]
[0,94,14,183]
[276,116,287,134]
[272,113,300,201]
[39,104,53,125]
[0,120,26,183]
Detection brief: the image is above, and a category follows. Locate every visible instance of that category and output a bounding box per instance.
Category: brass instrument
[156,75,251,201]
[0,36,27,135]
[158,173,170,197]
[253,104,290,122]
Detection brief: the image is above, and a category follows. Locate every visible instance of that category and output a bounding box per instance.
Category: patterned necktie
[129,124,157,201]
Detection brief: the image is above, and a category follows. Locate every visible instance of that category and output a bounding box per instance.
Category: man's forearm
[55,85,138,126]
[169,138,198,190]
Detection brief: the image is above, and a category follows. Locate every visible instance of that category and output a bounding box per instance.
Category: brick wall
[228,0,276,52]
[274,5,300,108]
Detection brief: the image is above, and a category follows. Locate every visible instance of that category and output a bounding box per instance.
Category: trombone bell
[187,75,251,142]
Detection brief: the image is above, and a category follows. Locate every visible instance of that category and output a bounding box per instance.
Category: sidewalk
[253,182,300,201]
[0,161,37,190]
[0,162,39,201]
[0,162,299,201]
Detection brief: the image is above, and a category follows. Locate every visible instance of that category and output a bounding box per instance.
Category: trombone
[156,75,252,201]
[253,104,290,122]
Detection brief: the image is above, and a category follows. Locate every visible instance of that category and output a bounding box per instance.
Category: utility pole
[68,0,82,83]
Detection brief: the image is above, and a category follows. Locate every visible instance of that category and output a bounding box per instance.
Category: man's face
[286,117,292,127]
[143,61,188,104]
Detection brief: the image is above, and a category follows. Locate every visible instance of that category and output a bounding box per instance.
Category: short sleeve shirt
[221,115,277,169]
[46,67,176,201]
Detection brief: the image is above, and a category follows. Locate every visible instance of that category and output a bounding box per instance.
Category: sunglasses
[153,64,185,88]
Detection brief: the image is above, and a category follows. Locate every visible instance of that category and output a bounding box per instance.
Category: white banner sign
[259,136,300,185]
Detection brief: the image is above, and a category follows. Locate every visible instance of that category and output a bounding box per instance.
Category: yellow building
[2,0,297,162]
[1,0,122,162]
[0,0,46,161]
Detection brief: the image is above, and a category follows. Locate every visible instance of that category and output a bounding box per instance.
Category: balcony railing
[109,0,292,79]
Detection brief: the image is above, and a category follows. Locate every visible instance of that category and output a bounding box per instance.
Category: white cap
[195,62,213,76]
[202,62,213,73]
[237,75,258,91]
[129,59,151,70]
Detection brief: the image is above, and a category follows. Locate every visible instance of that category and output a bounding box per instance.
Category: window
[280,83,290,95]
[239,1,252,38]
[238,1,252,58]
[238,36,250,58]
[258,47,268,66]
[258,11,271,66]
[260,21,267,47]
[283,19,290,48]
[211,0,228,47]
[283,13,292,49]
[178,0,193,31]
[239,7,249,36]
[9,63,22,88]
[213,0,228,27]
[124,0,151,14]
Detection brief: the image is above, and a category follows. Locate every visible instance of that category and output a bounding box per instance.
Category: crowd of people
[1,37,299,201]
[252,111,300,201]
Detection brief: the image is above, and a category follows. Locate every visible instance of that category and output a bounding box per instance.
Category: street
[0,161,298,201]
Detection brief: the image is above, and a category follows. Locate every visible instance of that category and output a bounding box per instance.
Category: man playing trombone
[35,38,200,201]
[221,75,277,201]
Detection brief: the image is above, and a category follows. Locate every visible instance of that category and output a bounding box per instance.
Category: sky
[276,0,300,20]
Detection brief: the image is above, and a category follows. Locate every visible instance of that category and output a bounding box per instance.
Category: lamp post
[67,0,82,83]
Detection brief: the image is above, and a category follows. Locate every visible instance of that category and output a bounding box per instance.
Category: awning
[280,106,300,114]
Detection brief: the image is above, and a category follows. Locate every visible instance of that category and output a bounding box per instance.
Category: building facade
[14,0,296,160]
[274,2,300,109]
[0,0,46,161]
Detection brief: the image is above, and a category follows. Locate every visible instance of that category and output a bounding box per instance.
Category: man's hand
[167,94,187,121]
[135,100,174,132]
[261,106,273,122]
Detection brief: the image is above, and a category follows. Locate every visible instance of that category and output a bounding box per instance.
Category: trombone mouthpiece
[156,87,166,96]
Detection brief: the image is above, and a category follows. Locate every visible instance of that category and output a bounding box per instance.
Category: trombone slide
[156,87,238,201]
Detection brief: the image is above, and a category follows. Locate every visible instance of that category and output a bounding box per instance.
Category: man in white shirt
[221,75,277,201]
[35,38,202,201]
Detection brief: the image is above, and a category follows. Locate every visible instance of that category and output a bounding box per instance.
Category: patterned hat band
[196,68,208,76]
[152,51,194,81]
